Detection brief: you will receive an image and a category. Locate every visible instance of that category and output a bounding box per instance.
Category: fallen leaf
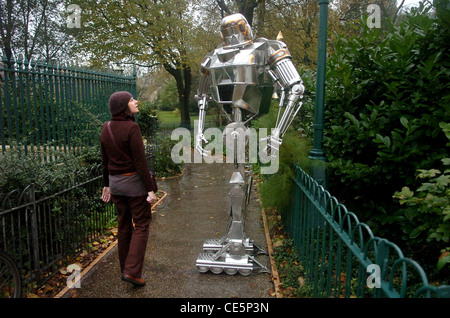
[44,285,54,293]
[298,277,305,288]
[273,240,284,248]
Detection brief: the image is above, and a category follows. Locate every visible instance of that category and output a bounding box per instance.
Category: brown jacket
[100,115,156,193]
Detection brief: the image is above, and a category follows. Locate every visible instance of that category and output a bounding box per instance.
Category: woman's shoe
[122,274,146,286]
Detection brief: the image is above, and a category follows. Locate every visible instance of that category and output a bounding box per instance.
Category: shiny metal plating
[195,13,305,275]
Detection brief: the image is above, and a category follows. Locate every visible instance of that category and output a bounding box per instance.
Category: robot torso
[202,38,286,120]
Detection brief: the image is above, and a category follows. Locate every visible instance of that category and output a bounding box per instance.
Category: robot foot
[196,252,269,276]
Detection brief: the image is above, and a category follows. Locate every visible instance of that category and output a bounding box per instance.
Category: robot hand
[195,132,210,157]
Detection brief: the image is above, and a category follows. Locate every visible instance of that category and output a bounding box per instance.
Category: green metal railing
[0,165,116,294]
[0,52,136,160]
[283,165,450,298]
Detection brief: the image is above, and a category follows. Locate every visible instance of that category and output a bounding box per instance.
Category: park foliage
[323,2,449,267]
[256,2,449,282]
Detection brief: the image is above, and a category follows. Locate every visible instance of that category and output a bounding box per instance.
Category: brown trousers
[112,194,151,278]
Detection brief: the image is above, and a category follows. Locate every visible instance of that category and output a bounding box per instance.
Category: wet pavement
[72,162,275,298]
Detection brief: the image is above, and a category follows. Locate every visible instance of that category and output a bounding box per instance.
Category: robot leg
[196,164,268,275]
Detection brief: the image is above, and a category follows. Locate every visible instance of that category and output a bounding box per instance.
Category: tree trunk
[216,0,262,26]
[236,0,259,26]
[164,63,192,129]
[181,64,192,129]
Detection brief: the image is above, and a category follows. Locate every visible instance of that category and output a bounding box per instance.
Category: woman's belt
[121,172,137,176]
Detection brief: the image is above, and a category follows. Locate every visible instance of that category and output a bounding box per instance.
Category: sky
[402,0,424,8]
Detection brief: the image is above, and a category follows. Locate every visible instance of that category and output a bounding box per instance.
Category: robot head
[220,13,253,48]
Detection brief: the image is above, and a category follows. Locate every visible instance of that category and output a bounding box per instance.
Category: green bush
[252,105,312,212]
[250,59,317,211]
[155,79,179,111]
[393,122,449,276]
[152,133,183,178]
[323,3,450,240]
[392,124,449,244]
[0,146,97,198]
[137,101,160,139]
[290,67,317,140]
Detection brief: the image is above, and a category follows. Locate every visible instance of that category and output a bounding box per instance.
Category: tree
[215,0,263,25]
[255,0,324,69]
[72,0,208,128]
[0,0,74,64]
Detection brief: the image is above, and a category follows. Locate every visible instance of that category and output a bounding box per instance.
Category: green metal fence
[0,165,116,295]
[283,165,450,298]
[0,52,136,160]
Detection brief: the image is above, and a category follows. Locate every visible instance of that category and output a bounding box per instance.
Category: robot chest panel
[209,46,268,86]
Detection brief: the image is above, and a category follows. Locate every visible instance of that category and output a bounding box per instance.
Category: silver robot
[195,13,305,275]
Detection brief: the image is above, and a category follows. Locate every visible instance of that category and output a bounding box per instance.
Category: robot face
[220,13,253,47]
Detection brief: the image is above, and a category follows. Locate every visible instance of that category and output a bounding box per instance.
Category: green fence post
[309,0,329,188]
[132,65,139,123]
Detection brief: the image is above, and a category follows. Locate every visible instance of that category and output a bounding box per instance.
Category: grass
[156,110,183,124]
[156,110,218,128]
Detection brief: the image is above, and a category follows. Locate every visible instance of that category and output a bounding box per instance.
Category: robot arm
[195,56,212,156]
[263,44,305,158]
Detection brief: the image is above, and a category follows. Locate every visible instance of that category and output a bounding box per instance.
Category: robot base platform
[196,252,268,276]
[202,238,267,255]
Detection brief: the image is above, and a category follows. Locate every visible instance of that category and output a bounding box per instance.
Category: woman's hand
[102,187,111,203]
[147,191,157,204]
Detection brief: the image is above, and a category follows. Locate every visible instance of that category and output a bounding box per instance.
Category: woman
[100,91,157,287]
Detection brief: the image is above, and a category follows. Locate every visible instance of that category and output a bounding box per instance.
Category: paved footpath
[72,162,275,298]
